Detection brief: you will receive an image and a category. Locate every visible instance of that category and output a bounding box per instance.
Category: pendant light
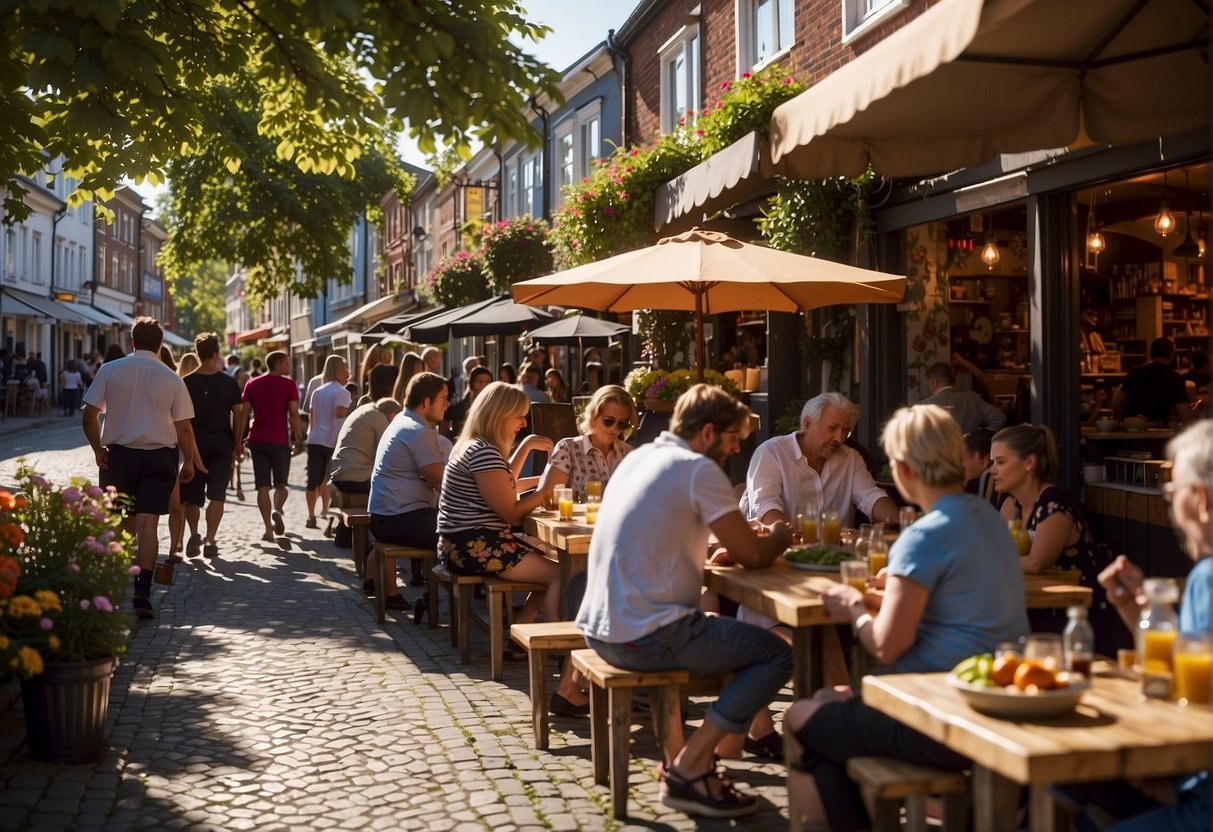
[1172,170,1201,259]
[1154,169,1177,237]
[1199,210,1206,260]
[979,214,1000,270]
[1085,188,1106,254]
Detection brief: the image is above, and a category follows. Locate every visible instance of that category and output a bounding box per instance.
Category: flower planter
[644,398,675,414]
[21,656,115,764]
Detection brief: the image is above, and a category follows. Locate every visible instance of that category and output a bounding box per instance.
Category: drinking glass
[867,533,889,575]
[1173,634,1212,706]
[899,505,917,529]
[555,486,574,521]
[853,523,874,561]
[1024,633,1064,670]
[585,479,604,500]
[840,560,869,593]
[797,500,820,545]
[822,510,842,545]
[585,496,601,526]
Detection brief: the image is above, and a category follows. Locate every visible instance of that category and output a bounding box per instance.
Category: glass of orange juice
[840,559,868,592]
[797,500,820,545]
[867,534,888,575]
[1141,627,1178,673]
[555,487,574,521]
[585,497,600,526]
[586,479,604,500]
[822,510,842,545]
[1173,634,1212,706]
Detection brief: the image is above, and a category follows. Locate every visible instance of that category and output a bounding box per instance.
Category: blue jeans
[586,611,793,734]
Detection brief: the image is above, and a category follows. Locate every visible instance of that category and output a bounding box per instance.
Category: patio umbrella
[511,227,905,378]
[524,314,630,347]
[405,296,503,344]
[447,298,556,338]
[768,0,1209,179]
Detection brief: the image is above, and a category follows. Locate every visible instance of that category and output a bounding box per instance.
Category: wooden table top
[863,667,1213,785]
[524,510,592,555]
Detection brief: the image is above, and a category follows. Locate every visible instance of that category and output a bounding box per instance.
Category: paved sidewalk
[0,453,793,831]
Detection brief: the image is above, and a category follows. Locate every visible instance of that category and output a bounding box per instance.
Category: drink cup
[1173,634,1212,706]
[1117,648,1138,672]
[556,487,574,521]
[585,497,600,526]
[867,535,889,575]
[586,479,603,500]
[798,500,820,545]
[1141,628,1177,673]
[1024,633,1064,670]
[840,559,869,593]
[822,510,842,545]
[899,506,917,529]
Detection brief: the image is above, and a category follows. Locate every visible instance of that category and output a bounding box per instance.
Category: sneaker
[132,597,154,620]
[203,543,219,559]
[186,534,203,558]
[384,594,409,611]
[304,517,318,529]
[271,510,285,535]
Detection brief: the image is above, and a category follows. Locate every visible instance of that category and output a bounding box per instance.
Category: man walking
[366,372,451,608]
[181,332,247,558]
[82,317,204,619]
[241,350,302,542]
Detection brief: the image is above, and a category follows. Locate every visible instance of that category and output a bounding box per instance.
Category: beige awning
[314,294,409,337]
[769,0,1209,179]
[654,131,772,233]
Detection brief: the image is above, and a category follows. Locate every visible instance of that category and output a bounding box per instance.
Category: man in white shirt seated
[918,361,1006,433]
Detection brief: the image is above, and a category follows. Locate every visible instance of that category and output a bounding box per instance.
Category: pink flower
[85,537,105,554]
[84,486,103,499]
[629,149,639,157]
[62,486,82,503]
[720,81,730,90]
[107,542,122,554]
[742,71,751,79]
[783,77,793,85]
[618,192,628,201]
[604,208,615,217]
[129,565,141,575]
[40,618,53,630]
[69,563,81,573]
[79,599,91,610]
[93,596,113,613]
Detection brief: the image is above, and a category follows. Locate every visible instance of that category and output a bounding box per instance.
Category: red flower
[741,71,751,79]
[720,81,730,90]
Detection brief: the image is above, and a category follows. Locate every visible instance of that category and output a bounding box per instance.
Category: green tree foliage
[2,0,560,292]
[169,258,227,341]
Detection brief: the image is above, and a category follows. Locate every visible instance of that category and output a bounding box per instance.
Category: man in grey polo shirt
[365,372,451,610]
[83,317,205,619]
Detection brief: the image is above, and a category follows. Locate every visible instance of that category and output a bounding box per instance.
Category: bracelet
[852,612,873,636]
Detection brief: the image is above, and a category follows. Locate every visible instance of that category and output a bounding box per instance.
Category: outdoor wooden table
[862,665,1213,832]
[523,509,593,598]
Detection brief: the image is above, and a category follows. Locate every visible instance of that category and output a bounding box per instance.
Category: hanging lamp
[979,214,1000,270]
[1085,188,1106,254]
[1172,170,1201,259]
[1154,169,1177,237]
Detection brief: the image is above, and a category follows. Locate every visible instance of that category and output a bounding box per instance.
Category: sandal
[743,731,784,760]
[660,765,757,819]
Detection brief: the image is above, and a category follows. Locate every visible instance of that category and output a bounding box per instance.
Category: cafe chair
[529,402,579,469]
[845,756,969,832]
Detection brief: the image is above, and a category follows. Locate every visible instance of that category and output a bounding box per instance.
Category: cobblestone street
[0,418,791,831]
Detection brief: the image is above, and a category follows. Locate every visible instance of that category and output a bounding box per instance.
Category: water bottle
[1062,605,1094,678]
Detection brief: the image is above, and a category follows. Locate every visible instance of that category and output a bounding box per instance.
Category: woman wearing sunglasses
[543,385,637,498]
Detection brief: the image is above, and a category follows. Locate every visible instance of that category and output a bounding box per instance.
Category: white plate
[947,675,1090,719]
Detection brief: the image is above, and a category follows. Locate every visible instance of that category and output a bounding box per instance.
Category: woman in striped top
[437,381,561,624]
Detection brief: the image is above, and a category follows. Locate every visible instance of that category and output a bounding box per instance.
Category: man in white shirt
[576,385,792,819]
[918,361,1006,433]
[83,317,204,619]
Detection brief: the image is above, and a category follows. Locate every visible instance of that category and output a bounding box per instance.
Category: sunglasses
[600,416,632,431]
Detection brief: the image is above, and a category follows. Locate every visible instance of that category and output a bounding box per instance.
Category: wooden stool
[510,622,586,749]
[371,542,438,626]
[846,756,969,832]
[430,564,483,661]
[329,508,370,576]
[570,649,694,819]
[484,577,548,681]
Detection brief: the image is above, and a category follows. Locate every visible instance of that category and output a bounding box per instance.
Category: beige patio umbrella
[511,228,906,379]
[769,0,1209,179]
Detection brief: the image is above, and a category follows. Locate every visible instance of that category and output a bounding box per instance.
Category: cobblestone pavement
[0,425,794,831]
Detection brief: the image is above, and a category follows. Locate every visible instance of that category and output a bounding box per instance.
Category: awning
[5,287,91,325]
[95,304,136,327]
[235,325,271,344]
[769,0,1209,179]
[0,291,54,322]
[405,296,504,344]
[314,294,409,337]
[262,326,289,345]
[66,302,123,327]
[365,304,448,336]
[161,329,193,348]
[654,131,772,233]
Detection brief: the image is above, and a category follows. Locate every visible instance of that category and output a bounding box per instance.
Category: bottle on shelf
[1138,577,1180,700]
[1063,605,1095,677]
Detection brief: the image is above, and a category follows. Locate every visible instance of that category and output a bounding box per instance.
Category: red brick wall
[624,0,938,147]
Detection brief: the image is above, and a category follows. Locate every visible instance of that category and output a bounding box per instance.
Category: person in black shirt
[444,366,492,439]
[180,332,247,558]
[1112,337,1192,426]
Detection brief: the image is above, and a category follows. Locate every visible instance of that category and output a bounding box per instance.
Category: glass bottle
[1063,605,1095,677]
[1138,578,1180,700]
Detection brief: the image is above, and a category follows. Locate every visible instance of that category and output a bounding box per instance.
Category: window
[659,23,701,133]
[580,112,601,174]
[31,233,41,283]
[4,228,14,276]
[738,0,795,71]
[842,0,908,42]
[504,159,519,218]
[555,124,575,203]
[111,254,119,287]
[522,156,536,216]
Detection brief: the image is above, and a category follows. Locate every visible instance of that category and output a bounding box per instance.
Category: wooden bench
[484,577,548,681]
[510,621,586,749]
[846,756,969,832]
[570,649,727,819]
[371,542,438,626]
[431,564,480,655]
[329,507,370,577]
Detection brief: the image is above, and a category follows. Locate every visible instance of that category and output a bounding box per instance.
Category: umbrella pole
[695,292,705,382]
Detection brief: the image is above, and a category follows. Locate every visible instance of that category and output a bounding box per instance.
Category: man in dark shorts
[241,350,302,542]
[181,332,247,559]
[82,317,203,619]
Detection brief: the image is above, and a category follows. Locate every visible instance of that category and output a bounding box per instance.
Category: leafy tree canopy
[3,0,560,295]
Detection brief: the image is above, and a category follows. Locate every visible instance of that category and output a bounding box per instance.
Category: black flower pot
[20,656,115,764]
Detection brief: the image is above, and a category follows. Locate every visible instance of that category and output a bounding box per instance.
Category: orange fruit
[991,655,1020,687]
[1013,660,1056,691]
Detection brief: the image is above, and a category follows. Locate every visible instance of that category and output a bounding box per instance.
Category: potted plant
[0,463,135,764]
[625,367,741,414]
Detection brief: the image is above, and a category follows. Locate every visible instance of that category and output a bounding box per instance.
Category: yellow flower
[18,646,43,676]
[48,635,60,651]
[7,595,42,617]
[486,557,503,572]
[34,590,62,612]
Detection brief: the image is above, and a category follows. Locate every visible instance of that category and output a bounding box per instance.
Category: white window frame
[504,158,520,218]
[842,0,908,43]
[658,21,701,134]
[577,100,602,180]
[522,155,537,217]
[554,120,575,208]
[736,0,796,73]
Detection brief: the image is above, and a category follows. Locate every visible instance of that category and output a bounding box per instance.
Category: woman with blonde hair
[542,384,636,498]
[177,352,201,377]
[390,351,424,403]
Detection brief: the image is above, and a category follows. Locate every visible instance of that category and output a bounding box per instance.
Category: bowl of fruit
[948,652,1089,719]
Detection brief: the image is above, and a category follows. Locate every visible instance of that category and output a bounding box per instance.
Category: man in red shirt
[241,351,302,542]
